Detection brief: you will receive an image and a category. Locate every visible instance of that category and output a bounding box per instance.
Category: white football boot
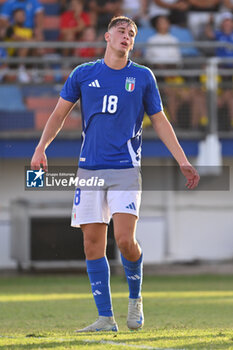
[127,297,144,330]
[76,316,118,332]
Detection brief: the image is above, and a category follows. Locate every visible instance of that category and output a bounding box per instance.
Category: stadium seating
[0,85,26,111]
[0,0,81,132]
[23,89,80,130]
[25,96,58,111]
[0,110,34,131]
[42,1,60,41]
[35,110,81,130]
[0,85,34,131]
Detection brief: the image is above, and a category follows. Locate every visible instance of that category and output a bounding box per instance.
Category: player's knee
[83,237,101,258]
[116,235,133,254]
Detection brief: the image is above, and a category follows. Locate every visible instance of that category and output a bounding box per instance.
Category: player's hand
[31,147,48,172]
[180,163,200,190]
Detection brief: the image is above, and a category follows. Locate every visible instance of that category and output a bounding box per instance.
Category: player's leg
[107,168,143,330]
[113,213,144,330]
[82,222,107,260]
[82,223,112,318]
[76,222,118,332]
[71,172,118,332]
[113,213,141,261]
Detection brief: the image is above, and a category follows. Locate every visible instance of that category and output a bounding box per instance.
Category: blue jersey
[60,59,163,170]
[215,30,233,58]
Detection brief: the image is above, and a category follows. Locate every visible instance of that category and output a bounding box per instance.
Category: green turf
[0,274,233,349]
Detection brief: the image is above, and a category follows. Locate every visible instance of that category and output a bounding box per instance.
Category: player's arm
[31,97,75,171]
[150,110,200,189]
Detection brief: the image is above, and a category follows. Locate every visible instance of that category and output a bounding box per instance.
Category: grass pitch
[0,274,233,349]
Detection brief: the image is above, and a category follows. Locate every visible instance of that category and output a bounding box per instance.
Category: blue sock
[86,256,113,317]
[121,253,143,299]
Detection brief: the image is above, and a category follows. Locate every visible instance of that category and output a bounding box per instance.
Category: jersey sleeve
[143,69,163,116]
[60,67,81,103]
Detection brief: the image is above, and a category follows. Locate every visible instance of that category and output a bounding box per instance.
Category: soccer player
[31,16,200,332]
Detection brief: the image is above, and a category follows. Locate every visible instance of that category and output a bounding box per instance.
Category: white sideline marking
[83,339,185,350]
[0,335,185,350]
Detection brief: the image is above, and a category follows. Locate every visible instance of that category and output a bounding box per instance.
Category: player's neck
[104,49,128,70]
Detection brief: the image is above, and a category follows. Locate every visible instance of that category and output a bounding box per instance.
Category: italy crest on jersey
[125,77,135,92]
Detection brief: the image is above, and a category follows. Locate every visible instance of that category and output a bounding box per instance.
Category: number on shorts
[74,188,81,206]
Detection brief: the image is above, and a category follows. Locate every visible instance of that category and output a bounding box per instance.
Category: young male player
[31,16,200,332]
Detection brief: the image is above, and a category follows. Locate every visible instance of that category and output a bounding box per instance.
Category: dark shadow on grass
[0,339,89,350]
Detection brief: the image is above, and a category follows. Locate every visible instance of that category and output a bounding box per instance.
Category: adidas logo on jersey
[88,79,100,87]
[126,202,136,210]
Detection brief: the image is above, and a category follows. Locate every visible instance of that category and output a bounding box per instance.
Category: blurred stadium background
[0,0,233,273]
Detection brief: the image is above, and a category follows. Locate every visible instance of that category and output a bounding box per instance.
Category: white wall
[0,157,233,268]
[139,157,233,262]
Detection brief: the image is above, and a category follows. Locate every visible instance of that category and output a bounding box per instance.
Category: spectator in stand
[145,16,205,128]
[134,1,198,60]
[205,12,233,62]
[146,1,197,58]
[205,12,233,129]
[145,16,181,65]
[60,0,91,56]
[145,15,181,126]
[147,0,189,26]
[88,0,122,33]
[0,0,44,41]
[170,16,199,58]
[75,26,104,58]
[0,0,44,83]
[187,0,221,39]
[5,7,34,83]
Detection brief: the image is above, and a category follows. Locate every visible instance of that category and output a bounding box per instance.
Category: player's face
[106,23,136,55]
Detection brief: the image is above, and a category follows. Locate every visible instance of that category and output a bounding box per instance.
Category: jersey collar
[101,59,132,72]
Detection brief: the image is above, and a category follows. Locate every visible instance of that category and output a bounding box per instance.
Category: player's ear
[104,31,110,42]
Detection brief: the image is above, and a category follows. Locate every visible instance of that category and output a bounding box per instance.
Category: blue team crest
[125,77,135,92]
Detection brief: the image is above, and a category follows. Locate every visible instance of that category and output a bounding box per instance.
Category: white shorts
[71,168,142,227]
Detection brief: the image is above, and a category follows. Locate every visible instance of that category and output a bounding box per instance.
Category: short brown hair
[108,16,138,35]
